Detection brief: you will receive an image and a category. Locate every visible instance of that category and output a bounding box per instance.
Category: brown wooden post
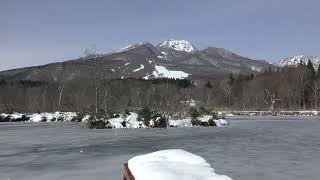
[123,163,135,180]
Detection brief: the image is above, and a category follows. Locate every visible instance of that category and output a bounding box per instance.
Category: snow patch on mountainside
[278,55,320,68]
[250,65,262,72]
[124,62,131,66]
[159,39,196,53]
[152,65,189,79]
[157,51,169,59]
[133,64,144,72]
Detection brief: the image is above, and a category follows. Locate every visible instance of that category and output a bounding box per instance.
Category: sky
[0,0,320,71]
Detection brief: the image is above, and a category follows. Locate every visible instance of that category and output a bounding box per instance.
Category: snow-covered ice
[128,149,233,180]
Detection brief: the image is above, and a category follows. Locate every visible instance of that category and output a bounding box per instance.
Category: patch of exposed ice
[128,149,233,180]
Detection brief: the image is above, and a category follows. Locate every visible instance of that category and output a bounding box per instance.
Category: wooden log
[123,163,135,180]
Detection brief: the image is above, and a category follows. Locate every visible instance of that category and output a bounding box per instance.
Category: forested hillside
[1,59,319,113]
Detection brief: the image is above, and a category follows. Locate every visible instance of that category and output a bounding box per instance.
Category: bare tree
[58,84,65,111]
[84,45,99,114]
[101,71,110,113]
[311,80,320,109]
[42,85,47,112]
[264,89,280,111]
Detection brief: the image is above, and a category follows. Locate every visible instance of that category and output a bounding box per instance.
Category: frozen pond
[1,116,320,180]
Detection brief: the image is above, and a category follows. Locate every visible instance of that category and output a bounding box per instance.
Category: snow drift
[128,149,233,180]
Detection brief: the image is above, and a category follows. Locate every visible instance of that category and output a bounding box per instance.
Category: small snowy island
[127,149,233,180]
[0,107,229,129]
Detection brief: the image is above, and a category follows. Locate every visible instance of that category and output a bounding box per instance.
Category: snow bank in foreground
[128,149,233,180]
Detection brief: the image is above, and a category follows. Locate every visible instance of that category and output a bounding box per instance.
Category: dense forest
[1,60,320,114]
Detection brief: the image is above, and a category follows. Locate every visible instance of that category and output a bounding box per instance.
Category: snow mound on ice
[128,149,233,180]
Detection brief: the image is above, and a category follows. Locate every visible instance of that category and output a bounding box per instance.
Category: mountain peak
[278,54,320,67]
[158,39,196,53]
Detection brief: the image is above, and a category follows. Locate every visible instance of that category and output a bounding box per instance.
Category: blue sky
[1,0,319,71]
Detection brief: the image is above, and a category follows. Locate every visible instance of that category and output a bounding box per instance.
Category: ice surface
[1,117,320,180]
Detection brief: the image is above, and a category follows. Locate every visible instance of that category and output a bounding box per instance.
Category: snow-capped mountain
[158,39,196,53]
[278,55,320,69]
[0,39,272,83]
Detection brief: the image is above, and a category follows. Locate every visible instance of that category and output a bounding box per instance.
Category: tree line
[1,60,320,113]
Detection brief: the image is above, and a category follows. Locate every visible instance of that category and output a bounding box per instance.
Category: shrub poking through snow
[121,120,127,128]
[138,107,152,126]
[189,107,201,126]
[11,115,30,122]
[41,116,47,122]
[57,116,64,122]
[208,119,217,126]
[87,115,110,129]
[71,112,85,122]
[191,118,201,126]
[88,120,109,129]
[210,112,218,120]
[0,115,8,122]
[151,113,168,128]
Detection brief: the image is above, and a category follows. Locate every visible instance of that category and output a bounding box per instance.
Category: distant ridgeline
[1,59,320,113]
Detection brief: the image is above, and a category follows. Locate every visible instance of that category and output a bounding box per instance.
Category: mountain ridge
[0,39,274,83]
